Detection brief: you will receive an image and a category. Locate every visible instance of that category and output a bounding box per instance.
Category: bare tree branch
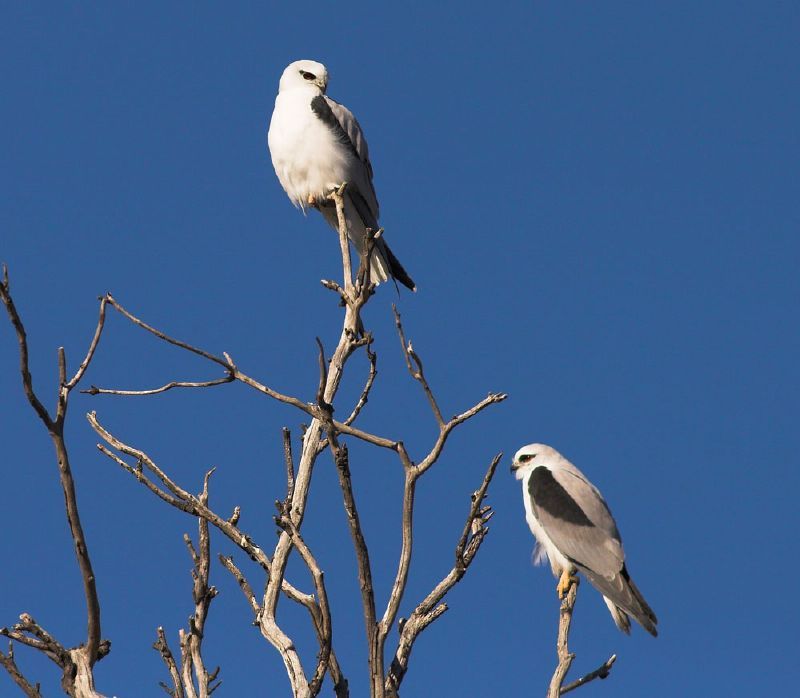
[331,444,380,694]
[0,614,110,698]
[416,392,507,475]
[89,412,359,697]
[274,504,332,697]
[0,642,42,697]
[254,185,381,698]
[1,267,106,691]
[219,552,349,698]
[283,427,296,505]
[218,556,261,618]
[548,579,579,698]
[83,377,233,396]
[385,454,500,696]
[65,296,108,390]
[92,295,313,417]
[392,306,444,426]
[330,183,353,291]
[154,627,184,698]
[560,654,616,695]
[175,472,221,698]
[88,414,313,607]
[0,265,53,426]
[543,575,618,696]
[37,174,506,698]
[102,294,231,368]
[343,337,377,426]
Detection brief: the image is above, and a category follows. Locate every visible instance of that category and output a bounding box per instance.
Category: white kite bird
[267,59,415,290]
[511,443,658,636]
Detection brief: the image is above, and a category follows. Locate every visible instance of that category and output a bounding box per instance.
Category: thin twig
[282,428,296,506]
[315,337,331,411]
[392,306,443,426]
[83,377,233,396]
[104,294,230,368]
[416,392,507,474]
[218,556,262,618]
[343,337,376,426]
[561,654,617,695]
[154,627,184,698]
[0,266,53,427]
[0,642,42,697]
[92,295,313,416]
[65,296,108,390]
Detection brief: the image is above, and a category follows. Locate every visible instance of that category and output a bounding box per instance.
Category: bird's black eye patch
[519,453,536,463]
[300,70,316,81]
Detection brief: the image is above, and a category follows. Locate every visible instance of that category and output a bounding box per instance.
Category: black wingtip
[381,241,416,292]
[622,564,659,637]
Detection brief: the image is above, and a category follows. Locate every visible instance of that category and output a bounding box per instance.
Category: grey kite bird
[511,443,658,636]
[267,59,415,291]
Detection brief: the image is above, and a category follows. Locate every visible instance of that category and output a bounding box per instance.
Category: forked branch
[384,454,500,696]
[1,266,107,695]
[546,578,617,697]
[153,472,221,698]
[0,642,41,697]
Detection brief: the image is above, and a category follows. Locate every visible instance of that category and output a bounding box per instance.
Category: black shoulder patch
[310,96,359,160]
[529,467,594,527]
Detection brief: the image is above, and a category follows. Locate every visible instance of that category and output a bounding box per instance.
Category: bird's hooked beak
[509,459,519,473]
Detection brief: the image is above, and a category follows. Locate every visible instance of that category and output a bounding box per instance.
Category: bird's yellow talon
[557,569,578,599]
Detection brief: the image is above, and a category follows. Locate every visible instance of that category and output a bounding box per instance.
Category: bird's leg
[557,568,579,599]
[307,193,318,207]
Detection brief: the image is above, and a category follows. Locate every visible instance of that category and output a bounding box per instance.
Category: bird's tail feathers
[378,239,416,292]
[318,202,415,291]
[623,568,658,635]
[602,597,631,634]
[581,565,658,637]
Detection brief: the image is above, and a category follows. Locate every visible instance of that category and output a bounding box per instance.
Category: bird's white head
[510,443,561,480]
[278,59,329,94]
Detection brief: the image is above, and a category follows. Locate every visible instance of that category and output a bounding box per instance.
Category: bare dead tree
[1,178,630,697]
[0,185,501,696]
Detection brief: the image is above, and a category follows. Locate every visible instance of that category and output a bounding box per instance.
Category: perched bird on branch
[511,443,658,636]
[267,59,415,291]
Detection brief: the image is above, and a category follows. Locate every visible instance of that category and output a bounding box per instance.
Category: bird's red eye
[301,71,316,81]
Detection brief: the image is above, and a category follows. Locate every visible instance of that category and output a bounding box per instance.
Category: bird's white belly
[268,94,350,209]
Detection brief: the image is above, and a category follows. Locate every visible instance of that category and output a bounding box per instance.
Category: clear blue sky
[2,2,798,696]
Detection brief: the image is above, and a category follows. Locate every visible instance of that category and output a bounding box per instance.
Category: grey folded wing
[310,95,380,229]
